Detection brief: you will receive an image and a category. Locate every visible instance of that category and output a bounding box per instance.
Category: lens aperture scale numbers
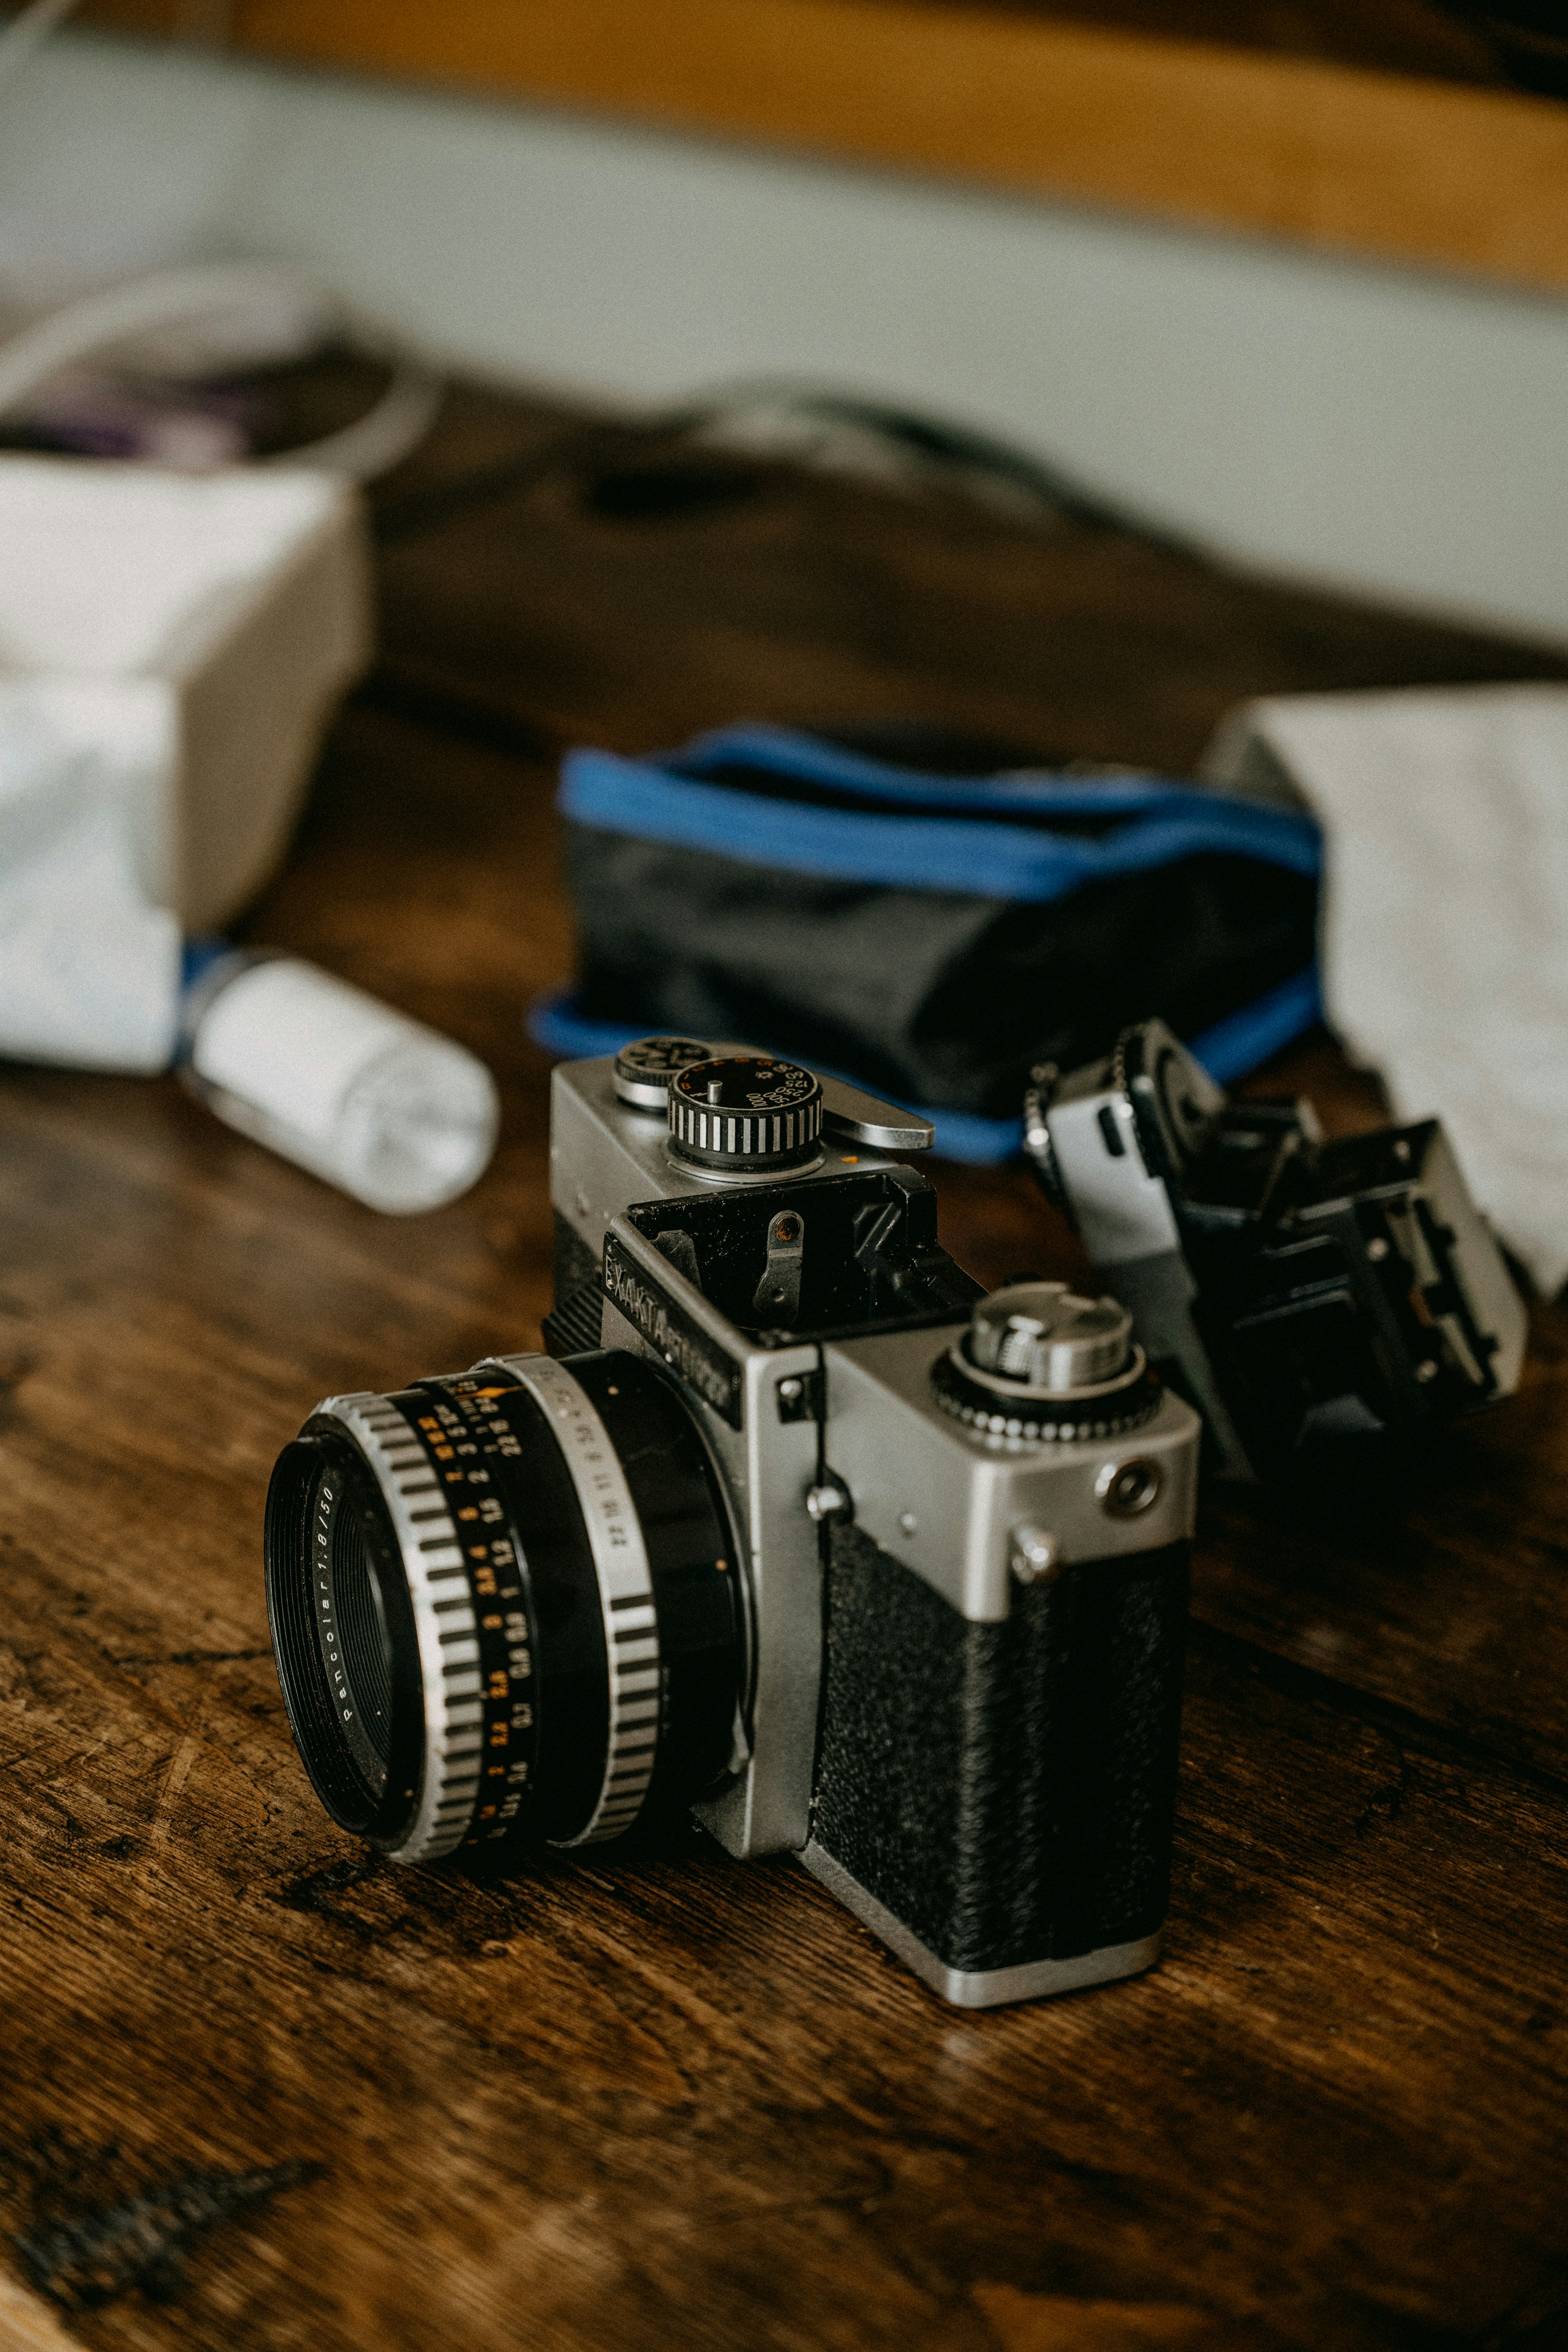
[487,1354,664,1847]
[409,1377,540,1843]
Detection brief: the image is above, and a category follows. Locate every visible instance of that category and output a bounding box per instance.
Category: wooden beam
[80,0,1568,295]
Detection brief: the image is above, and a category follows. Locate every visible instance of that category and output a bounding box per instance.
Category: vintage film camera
[264,1037,1201,2009]
[1025,1019,1528,1482]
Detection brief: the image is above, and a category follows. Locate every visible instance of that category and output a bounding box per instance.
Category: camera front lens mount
[265,1351,743,1865]
[312,1458,396,1791]
[265,1430,427,1838]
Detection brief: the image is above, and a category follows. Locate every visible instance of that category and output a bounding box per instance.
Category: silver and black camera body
[264,1037,1201,2010]
[1027,1019,1528,1482]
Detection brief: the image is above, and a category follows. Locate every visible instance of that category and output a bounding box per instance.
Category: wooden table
[2,381,1566,2352]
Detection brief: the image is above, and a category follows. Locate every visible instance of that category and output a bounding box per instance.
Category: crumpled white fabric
[0,457,364,1076]
[0,681,181,1072]
[1203,683,1568,1295]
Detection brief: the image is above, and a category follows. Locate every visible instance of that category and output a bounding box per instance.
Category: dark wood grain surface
[2,381,1566,2352]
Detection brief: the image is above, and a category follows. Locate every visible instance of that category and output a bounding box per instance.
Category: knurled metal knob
[668,1056,823,1173]
[931,1279,1157,1446]
[613,1034,715,1112]
[966,1282,1133,1391]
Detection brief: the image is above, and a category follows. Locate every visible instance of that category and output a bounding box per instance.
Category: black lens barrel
[264,1432,427,1841]
[264,1350,742,1865]
[566,1351,744,1818]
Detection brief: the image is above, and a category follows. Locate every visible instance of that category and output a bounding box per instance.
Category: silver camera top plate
[551,1053,927,1261]
[823,1322,1200,1623]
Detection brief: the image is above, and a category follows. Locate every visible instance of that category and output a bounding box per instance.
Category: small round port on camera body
[1096,1457,1163,1518]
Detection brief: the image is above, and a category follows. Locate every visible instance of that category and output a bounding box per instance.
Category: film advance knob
[667,1056,824,1173]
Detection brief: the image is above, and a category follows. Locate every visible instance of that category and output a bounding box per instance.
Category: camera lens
[317,1466,395,1786]
[265,1351,743,1864]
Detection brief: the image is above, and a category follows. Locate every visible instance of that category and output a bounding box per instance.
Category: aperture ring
[487,1353,661,1845]
[314,1391,482,1863]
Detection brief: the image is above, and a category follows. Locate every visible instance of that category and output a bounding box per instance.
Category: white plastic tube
[183,953,499,1214]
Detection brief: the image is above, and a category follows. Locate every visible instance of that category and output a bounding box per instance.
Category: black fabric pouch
[535,722,1322,1160]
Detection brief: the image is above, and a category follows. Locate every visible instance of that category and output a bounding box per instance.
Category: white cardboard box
[0,455,371,930]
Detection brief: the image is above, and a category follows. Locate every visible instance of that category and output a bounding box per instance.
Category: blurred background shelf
[79,0,1568,293]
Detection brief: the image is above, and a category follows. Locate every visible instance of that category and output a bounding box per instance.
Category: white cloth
[1204,683,1568,1295]
[0,455,366,1072]
[0,682,180,1071]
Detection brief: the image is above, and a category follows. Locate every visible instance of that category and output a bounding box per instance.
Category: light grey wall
[2,27,1566,642]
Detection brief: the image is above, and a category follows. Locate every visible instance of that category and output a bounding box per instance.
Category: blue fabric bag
[531,722,1322,1162]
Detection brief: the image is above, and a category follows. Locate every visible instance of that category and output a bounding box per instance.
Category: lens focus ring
[486,1354,660,1848]
[312,1391,486,1864]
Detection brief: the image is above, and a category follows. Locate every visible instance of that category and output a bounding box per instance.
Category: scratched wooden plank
[0,705,1560,2350]
[2,1454,1566,2347]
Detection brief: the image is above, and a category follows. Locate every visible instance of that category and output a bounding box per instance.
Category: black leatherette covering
[812,1524,1189,1974]
[545,1210,607,1359]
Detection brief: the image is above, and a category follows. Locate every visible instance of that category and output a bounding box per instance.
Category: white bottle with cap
[181,950,499,1214]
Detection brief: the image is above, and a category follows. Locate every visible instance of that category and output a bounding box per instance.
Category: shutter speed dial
[668,1056,824,1176]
